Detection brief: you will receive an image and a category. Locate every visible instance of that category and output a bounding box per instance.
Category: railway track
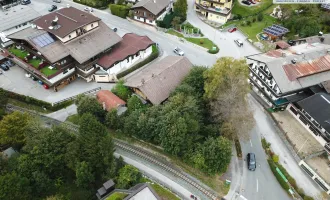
[5,104,220,200]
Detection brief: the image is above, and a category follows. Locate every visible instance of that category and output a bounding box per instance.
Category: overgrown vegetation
[116,44,159,79]
[73,0,112,8]
[109,4,131,18]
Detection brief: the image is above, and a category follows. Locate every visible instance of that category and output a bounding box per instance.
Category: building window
[149,20,153,23]
[136,51,140,57]
[127,58,129,63]
[137,16,140,19]
[63,69,69,74]
[68,35,71,39]
[22,22,27,26]
[91,23,94,28]
[61,60,67,65]
[144,12,146,17]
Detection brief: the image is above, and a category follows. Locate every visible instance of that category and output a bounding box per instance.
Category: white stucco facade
[94,46,152,82]
[46,67,76,84]
[0,22,32,47]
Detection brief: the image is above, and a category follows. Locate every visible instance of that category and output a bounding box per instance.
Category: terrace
[8,46,59,77]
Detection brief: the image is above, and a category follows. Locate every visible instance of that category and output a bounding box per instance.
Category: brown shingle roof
[276,41,290,49]
[33,7,100,38]
[97,33,154,69]
[132,0,171,15]
[96,90,126,111]
[124,56,192,105]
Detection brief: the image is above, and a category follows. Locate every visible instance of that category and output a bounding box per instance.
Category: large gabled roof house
[194,0,233,24]
[0,5,40,47]
[124,55,192,104]
[131,0,173,26]
[5,7,122,91]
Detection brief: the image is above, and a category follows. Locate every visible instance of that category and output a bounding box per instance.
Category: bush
[73,0,107,8]
[109,4,130,18]
[234,139,242,158]
[157,12,175,28]
[257,13,263,21]
[117,0,125,5]
[200,39,204,44]
[303,196,314,200]
[246,20,251,26]
[272,154,279,163]
[261,138,270,149]
[117,45,159,79]
[252,18,256,23]
[207,47,219,54]
[267,159,290,192]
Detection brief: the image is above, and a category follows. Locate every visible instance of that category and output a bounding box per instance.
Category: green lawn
[105,192,128,200]
[150,184,180,200]
[232,0,274,17]
[8,47,28,59]
[166,29,217,51]
[28,58,42,68]
[237,15,277,41]
[66,114,80,125]
[40,66,59,76]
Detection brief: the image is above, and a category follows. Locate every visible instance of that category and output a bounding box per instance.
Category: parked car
[43,84,49,89]
[190,194,197,200]
[84,7,93,12]
[38,80,43,85]
[234,39,243,47]
[173,47,184,56]
[112,27,118,32]
[0,64,9,71]
[228,27,237,33]
[53,0,61,2]
[31,76,38,81]
[0,70,2,75]
[25,73,31,78]
[4,60,14,67]
[247,153,256,171]
[48,5,57,12]
[288,40,296,46]
[241,0,251,5]
[21,0,31,5]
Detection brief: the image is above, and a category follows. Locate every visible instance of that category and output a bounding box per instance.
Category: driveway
[0,65,114,103]
[186,0,260,59]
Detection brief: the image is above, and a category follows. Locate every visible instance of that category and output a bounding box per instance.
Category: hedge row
[208,47,219,54]
[267,159,291,192]
[157,12,175,29]
[117,45,159,79]
[109,4,130,19]
[4,89,73,112]
[234,139,242,158]
[73,0,109,9]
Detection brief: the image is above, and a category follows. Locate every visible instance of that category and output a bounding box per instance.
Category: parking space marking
[250,139,253,147]
[257,178,259,192]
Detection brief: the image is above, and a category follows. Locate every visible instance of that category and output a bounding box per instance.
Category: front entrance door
[205,12,209,18]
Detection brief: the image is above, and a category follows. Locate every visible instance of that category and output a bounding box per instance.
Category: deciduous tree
[204,57,254,140]
[173,0,187,21]
[75,161,95,188]
[0,172,31,200]
[116,165,142,189]
[127,95,145,112]
[76,95,106,122]
[111,80,132,101]
[0,112,31,147]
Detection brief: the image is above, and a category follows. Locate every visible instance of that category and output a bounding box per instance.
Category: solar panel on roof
[32,33,55,48]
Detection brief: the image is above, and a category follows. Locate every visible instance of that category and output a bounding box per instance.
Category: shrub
[207,46,219,54]
[234,139,242,158]
[117,45,159,79]
[303,196,314,200]
[261,138,270,149]
[117,0,125,5]
[272,154,279,163]
[73,0,107,8]
[257,13,263,21]
[252,18,256,23]
[157,12,175,28]
[109,4,130,18]
[246,20,251,26]
[267,159,290,191]
[200,39,204,44]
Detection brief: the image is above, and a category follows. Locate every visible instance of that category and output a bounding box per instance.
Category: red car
[228,27,237,33]
[43,84,49,89]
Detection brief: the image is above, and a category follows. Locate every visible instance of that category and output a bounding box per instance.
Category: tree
[0,88,8,107]
[111,80,132,101]
[181,66,207,98]
[127,95,145,112]
[171,16,181,30]
[0,172,32,200]
[196,137,232,174]
[105,109,123,130]
[76,95,106,122]
[45,194,66,200]
[204,57,254,140]
[115,156,126,174]
[0,111,31,148]
[173,0,187,21]
[116,165,142,189]
[75,161,95,188]
[257,13,263,21]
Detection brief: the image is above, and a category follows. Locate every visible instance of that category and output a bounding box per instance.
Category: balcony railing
[250,63,272,79]
[248,66,280,97]
[195,3,231,14]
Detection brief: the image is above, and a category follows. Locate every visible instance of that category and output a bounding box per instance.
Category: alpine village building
[194,0,233,24]
[2,7,155,91]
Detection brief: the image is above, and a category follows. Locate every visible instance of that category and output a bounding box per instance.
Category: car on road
[53,0,61,2]
[31,76,38,81]
[234,39,243,47]
[288,40,296,46]
[4,60,14,67]
[228,27,237,33]
[247,153,256,171]
[241,0,251,5]
[48,5,57,12]
[43,84,49,89]
[0,64,9,71]
[21,0,31,5]
[173,47,184,56]
[84,7,93,12]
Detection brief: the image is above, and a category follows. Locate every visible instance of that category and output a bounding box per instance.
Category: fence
[51,87,101,106]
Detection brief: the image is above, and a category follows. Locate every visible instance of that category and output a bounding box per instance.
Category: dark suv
[247,153,256,171]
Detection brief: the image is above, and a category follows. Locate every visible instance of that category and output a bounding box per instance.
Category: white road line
[250,139,253,147]
[240,195,248,200]
[257,178,259,193]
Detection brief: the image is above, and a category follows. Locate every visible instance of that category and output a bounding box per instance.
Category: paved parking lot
[0,65,115,103]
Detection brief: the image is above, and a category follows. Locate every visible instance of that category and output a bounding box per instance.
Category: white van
[234,39,243,47]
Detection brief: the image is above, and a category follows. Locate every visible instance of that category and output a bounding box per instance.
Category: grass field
[40,66,59,76]
[105,192,128,200]
[8,47,28,59]
[166,29,217,51]
[150,183,180,200]
[28,58,42,68]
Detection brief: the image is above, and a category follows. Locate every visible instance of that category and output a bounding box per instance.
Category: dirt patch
[272,110,324,158]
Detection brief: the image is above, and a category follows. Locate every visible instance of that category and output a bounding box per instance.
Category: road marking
[250,139,253,147]
[240,195,248,200]
[257,178,259,192]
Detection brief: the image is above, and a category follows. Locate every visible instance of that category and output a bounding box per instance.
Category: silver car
[173,47,184,56]
[234,39,243,47]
